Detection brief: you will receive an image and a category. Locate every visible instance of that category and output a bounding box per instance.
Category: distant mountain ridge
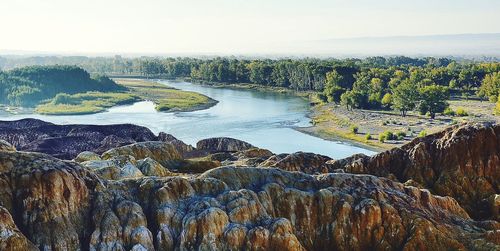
[1,33,499,57]
[298,33,500,57]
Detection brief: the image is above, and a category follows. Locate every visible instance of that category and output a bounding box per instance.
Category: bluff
[327,123,500,221]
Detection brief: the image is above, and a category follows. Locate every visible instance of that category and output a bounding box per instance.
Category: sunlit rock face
[328,123,500,220]
[196,137,255,153]
[0,120,498,250]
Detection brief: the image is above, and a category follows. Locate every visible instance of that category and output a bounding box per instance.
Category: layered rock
[0,140,15,152]
[0,149,498,250]
[196,137,255,153]
[328,123,500,220]
[259,152,332,174]
[0,120,498,250]
[0,151,99,250]
[0,119,158,159]
[0,206,37,250]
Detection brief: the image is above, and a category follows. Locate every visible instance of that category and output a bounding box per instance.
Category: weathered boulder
[329,123,500,220]
[0,140,15,152]
[0,206,37,251]
[82,155,144,180]
[158,132,195,157]
[137,158,174,177]
[260,152,332,174]
[197,137,255,153]
[73,151,101,163]
[102,141,182,166]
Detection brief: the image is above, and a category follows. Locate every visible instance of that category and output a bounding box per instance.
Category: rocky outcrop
[260,152,332,174]
[197,137,255,153]
[102,141,182,165]
[0,149,498,250]
[0,140,15,152]
[158,132,195,157]
[0,151,99,250]
[0,120,498,250]
[0,206,37,250]
[137,158,174,177]
[328,123,500,220]
[73,151,101,163]
[0,119,158,159]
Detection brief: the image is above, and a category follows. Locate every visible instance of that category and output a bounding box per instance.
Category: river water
[0,80,375,158]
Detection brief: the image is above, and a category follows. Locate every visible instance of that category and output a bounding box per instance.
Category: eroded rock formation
[328,123,500,220]
[0,119,159,159]
[0,148,498,250]
[0,120,498,250]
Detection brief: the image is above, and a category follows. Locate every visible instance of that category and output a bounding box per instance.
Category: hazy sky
[1,0,499,54]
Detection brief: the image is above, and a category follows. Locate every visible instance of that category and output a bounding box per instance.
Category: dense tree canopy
[0,65,125,106]
[0,56,499,117]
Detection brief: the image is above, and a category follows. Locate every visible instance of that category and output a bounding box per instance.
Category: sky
[1,0,499,55]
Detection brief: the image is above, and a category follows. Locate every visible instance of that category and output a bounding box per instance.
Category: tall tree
[418,85,450,119]
[392,79,418,117]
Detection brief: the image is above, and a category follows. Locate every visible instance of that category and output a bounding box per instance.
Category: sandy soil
[302,99,499,150]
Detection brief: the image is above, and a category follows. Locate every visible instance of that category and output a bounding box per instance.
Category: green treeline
[0,65,125,106]
[136,57,500,117]
[1,56,499,117]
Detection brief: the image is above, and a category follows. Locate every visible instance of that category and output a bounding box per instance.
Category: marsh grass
[115,79,217,112]
[35,92,141,115]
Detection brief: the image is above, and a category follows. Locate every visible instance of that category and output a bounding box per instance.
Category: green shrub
[350,125,359,134]
[455,107,468,116]
[443,107,455,116]
[379,130,395,142]
[365,133,371,140]
[378,134,386,143]
[418,130,427,138]
[395,131,406,140]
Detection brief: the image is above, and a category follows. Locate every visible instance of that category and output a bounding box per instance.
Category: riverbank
[28,79,218,115]
[303,99,500,150]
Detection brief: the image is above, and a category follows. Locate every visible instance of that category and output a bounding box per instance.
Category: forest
[1,56,499,117]
[0,65,125,106]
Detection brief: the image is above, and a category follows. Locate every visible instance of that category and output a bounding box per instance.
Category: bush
[395,131,406,140]
[378,134,386,143]
[379,130,395,142]
[365,133,371,140]
[350,125,359,134]
[443,107,455,116]
[418,130,427,138]
[455,107,468,116]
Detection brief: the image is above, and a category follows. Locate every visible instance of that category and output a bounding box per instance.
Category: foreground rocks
[0,148,498,250]
[0,119,159,159]
[328,123,500,221]
[0,119,498,250]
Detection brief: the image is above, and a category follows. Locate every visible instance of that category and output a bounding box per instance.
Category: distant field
[115,79,217,112]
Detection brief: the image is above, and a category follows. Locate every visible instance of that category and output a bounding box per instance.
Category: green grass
[35,92,141,115]
[115,79,217,112]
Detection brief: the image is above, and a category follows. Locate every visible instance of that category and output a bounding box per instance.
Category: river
[0,80,375,158]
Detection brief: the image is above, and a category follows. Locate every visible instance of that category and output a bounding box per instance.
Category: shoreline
[294,126,385,153]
